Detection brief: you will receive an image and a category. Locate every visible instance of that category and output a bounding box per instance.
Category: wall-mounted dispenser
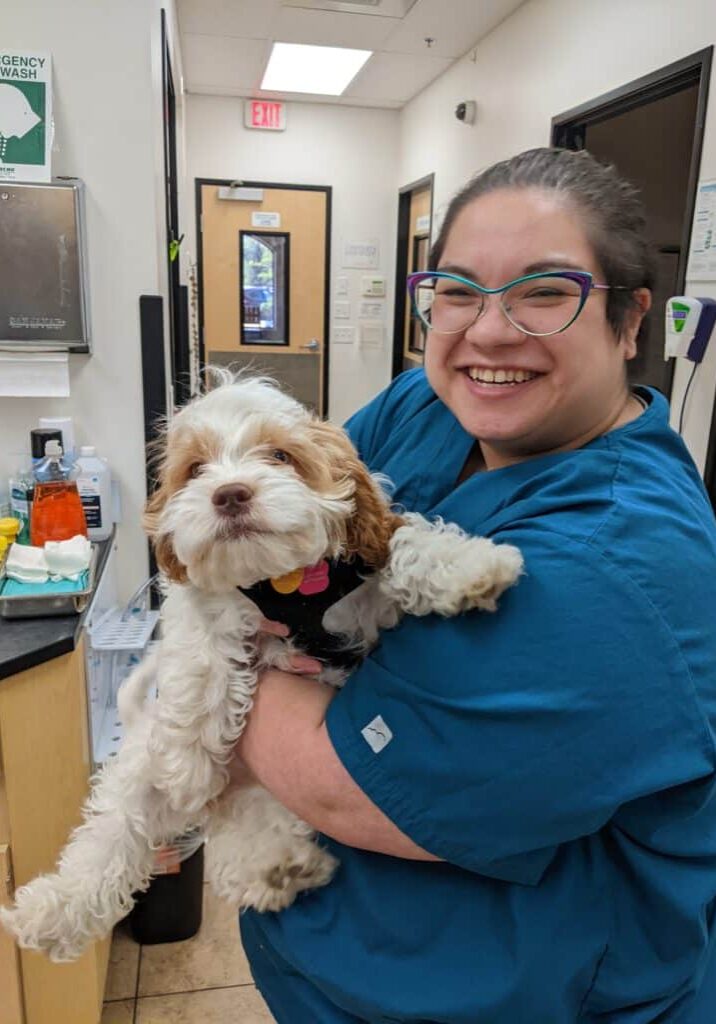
[0,178,91,353]
[665,296,716,364]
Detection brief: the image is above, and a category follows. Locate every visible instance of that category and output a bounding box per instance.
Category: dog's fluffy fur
[0,373,523,962]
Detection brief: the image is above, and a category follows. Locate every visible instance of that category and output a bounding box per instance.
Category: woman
[235,147,716,1023]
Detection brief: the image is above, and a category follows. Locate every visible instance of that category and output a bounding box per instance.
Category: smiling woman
[235,148,716,1024]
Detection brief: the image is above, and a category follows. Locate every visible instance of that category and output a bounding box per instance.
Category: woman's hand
[229,621,323,787]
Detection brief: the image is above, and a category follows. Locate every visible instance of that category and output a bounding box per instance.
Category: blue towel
[0,570,89,597]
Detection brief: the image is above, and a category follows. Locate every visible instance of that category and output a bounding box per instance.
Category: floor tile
[138,885,254,997]
[101,1000,135,1023]
[136,985,273,1022]
[104,923,140,1001]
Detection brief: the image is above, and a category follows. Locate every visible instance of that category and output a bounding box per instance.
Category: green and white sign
[0,51,52,183]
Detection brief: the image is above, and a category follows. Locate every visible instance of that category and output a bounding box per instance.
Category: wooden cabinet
[0,642,109,1024]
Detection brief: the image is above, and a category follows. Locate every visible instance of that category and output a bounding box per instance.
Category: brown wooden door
[200,183,329,415]
[402,186,432,370]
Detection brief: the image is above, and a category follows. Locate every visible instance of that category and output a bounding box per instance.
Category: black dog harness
[238,556,372,669]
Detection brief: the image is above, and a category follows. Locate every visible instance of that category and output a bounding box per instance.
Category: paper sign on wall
[415,214,430,234]
[0,51,52,183]
[688,178,716,281]
[359,301,384,319]
[342,240,379,269]
[251,211,281,228]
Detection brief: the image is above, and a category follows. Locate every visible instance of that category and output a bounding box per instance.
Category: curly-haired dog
[1,374,523,962]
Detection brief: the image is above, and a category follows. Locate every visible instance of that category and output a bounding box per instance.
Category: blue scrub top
[246,370,716,1023]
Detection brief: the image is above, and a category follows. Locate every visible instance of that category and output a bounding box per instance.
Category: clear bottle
[75,446,113,541]
[8,459,34,545]
[30,440,88,547]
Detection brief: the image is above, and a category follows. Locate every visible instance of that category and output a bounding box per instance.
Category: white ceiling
[177,0,526,109]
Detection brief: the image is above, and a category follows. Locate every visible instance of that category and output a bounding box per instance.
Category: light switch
[333,326,356,344]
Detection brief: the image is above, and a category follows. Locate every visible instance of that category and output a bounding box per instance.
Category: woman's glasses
[407,270,626,338]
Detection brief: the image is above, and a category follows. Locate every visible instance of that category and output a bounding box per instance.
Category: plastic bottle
[30,440,88,547]
[8,459,34,545]
[75,446,113,541]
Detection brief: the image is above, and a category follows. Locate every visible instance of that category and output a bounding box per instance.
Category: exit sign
[245,100,286,131]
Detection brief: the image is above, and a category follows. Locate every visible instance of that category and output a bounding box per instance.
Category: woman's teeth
[466,368,538,384]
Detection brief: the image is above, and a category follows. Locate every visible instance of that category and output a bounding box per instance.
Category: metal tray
[0,545,98,619]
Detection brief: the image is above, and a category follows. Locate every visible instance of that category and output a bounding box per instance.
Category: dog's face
[144,377,397,593]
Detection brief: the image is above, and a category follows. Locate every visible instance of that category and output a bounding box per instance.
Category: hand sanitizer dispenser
[665,296,716,363]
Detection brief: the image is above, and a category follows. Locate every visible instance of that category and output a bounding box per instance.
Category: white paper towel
[0,352,70,397]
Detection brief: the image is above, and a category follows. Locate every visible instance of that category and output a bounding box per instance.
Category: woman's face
[424,188,646,467]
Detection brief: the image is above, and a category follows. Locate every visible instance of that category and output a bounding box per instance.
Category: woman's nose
[463,294,526,347]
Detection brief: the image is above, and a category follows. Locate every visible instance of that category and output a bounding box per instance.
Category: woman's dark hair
[430,147,656,343]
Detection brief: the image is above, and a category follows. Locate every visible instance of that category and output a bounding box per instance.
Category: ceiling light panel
[261,41,372,95]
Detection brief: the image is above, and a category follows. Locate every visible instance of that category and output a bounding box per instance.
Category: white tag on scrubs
[361,715,393,753]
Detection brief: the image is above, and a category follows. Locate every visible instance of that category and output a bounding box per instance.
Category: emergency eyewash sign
[0,50,52,182]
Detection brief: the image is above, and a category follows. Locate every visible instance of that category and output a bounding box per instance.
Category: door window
[240,231,290,345]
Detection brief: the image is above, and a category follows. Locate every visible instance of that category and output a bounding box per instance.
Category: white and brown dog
[1,372,522,962]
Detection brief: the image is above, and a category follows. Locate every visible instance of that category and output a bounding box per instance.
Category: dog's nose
[212,483,254,512]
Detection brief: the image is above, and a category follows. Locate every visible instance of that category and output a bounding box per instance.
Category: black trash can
[127,833,204,945]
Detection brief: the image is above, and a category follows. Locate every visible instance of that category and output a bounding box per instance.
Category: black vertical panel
[175,284,191,406]
[140,294,167,597]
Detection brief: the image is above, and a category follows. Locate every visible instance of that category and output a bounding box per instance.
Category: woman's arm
[235,668,441,861]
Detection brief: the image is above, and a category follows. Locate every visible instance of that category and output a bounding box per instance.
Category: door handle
[300,338,320,350]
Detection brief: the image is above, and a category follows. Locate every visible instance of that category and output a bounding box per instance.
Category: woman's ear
[622,287,652,360]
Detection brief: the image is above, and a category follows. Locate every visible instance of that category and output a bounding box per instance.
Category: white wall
[397,0,716,473]
[183,95,400,425]
[2,0,185,599]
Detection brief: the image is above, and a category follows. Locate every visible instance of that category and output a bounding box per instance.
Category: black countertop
[0,537,114,681]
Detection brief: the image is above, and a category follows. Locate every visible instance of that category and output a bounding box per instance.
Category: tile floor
[101,884,274,1023]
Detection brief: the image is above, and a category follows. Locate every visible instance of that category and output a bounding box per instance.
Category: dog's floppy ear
[306,420,403,569]
[143,467,189,585]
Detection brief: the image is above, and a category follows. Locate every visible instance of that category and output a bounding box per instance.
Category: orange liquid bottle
[30,440,88,547]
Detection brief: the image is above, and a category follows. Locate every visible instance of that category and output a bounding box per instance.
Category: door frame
[551,47,713,403]
[160,9,190,407]
[195,178,333,415]
[392,173,434,379]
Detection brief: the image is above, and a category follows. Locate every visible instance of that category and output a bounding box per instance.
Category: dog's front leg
[0,729,199,962]
[205,785,338,912]
[378,513,524,617]
[147,646,259,817]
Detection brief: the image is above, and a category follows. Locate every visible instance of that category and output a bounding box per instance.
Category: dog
[0,372,523,963]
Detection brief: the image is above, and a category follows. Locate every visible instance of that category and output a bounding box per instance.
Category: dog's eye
[187,461,204,479]
[271,449,291,464]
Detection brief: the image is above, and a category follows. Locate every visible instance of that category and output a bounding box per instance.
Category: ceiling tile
[382,0,525,58]
[346,50,452,103]
[182,33,272,92]
[177,0,280,40]
[281,0,418,17]
[272,7,397,48]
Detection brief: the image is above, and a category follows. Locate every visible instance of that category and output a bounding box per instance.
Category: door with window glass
[391,175,433,378]
[199,182,330,414]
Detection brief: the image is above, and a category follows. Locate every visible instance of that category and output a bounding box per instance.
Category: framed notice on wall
[0,50,52,183]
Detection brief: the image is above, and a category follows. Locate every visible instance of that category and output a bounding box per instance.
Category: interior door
[200,183,329,415]
[392,175,434,378]
[402,186,432,371]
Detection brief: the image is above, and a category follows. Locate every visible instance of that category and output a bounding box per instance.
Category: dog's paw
[238,845,339,913]
[461,540,524,612]
[0,876,103,962]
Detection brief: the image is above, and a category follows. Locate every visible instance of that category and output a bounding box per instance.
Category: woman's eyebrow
[436,259,586,281]
[435,264,480,280]
[520,259,585,275]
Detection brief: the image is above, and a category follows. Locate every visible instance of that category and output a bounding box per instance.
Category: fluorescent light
[261,42,372,96]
